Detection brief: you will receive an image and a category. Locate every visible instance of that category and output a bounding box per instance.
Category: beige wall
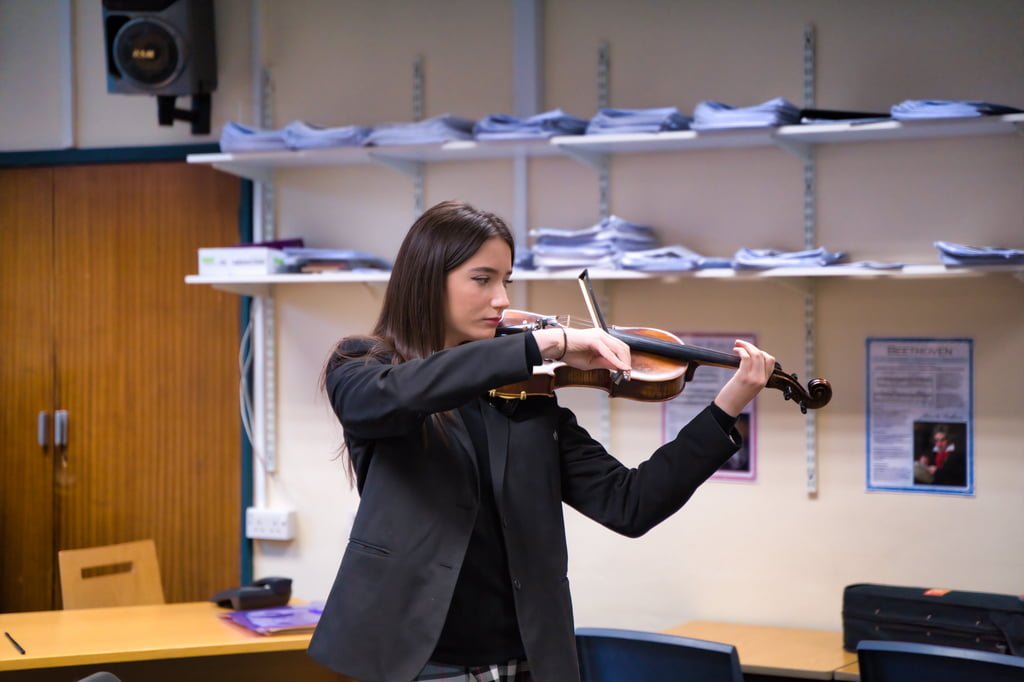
[4,0,1023,632]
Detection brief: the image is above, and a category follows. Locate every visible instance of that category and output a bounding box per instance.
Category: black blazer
[308,333,739,682]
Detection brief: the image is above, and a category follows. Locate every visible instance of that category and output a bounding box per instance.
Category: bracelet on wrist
[554,326,568,361]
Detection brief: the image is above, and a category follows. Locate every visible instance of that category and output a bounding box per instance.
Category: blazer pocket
[348,537,392,557]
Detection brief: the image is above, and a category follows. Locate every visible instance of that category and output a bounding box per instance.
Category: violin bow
[577,270,630,385]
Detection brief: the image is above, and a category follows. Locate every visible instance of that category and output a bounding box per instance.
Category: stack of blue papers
[619,245,727,272]
[934,241,1024,266]
[221,121,371,152]
[473,109,587,140]
[891,100,1023,120]
[282,121,372,149]
[220,122,290,152]
[221,603,323,636]
[692,97,801,131]
[732,247,847,269]
[527,215,658,270]
[364,114,474,146]
[585,107,692,135]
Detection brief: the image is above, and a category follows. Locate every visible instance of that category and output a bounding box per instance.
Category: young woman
[308,200,776,682]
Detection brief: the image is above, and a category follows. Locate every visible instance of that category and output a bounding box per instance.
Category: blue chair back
[576,627,744,682]
[858,640,1024,682]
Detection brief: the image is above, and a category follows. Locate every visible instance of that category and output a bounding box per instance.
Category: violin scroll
[767,371,832,414]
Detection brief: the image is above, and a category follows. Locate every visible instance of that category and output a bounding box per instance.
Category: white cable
[239,313,270,473]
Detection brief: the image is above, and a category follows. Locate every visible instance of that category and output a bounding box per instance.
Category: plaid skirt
[413,659,531,682]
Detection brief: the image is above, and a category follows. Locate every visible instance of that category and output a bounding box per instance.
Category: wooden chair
[576,627,744,682]
[58,539,165,609]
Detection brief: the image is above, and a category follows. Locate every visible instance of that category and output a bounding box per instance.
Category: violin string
[546,315,779,369]
[555,316,762,369]
[560,317,593,330]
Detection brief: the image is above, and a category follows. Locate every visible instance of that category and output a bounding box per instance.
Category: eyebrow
[468,266,513,277]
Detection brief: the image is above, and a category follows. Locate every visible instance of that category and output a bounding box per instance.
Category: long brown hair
[322,200,515,476]
[372,199,515,361]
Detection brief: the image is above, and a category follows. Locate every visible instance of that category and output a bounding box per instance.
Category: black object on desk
[211,577,292,610]
[5,631,25,655]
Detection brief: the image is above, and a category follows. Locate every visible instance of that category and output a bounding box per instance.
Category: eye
[503,279,514,287]
[473,276,490,285]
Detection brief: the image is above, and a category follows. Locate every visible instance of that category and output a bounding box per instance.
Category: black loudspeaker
[102,0,217,134]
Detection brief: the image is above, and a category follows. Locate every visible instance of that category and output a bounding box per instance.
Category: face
[443,237,512,348]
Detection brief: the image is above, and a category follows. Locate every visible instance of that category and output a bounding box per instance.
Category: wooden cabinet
[0,163,242,612]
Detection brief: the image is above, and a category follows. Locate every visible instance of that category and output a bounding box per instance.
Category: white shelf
[186,271,389,296]
[554,113,1024,165]
[186,264,1023,295]
[188,114,1024,179]
[187,138,560,181]
[777,112,1024,145]
[552,128,778,165]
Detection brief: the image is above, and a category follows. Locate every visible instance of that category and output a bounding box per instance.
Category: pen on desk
[5,631,26,655]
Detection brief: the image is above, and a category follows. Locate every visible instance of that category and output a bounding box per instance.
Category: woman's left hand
[713,339,775,416]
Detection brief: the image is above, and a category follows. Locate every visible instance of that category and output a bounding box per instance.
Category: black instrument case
[842,583,1024,656]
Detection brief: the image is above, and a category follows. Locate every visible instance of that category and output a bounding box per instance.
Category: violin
[491,309,832,413]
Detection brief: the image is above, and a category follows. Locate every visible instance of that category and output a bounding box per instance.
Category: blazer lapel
[447,409,479,483]
[481,399,510,515]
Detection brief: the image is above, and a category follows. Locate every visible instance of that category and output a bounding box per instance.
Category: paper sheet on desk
[221,602,324,635]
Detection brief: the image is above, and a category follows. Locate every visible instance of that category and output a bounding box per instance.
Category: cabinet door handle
[54,410,68,448]
[38,411,50,449]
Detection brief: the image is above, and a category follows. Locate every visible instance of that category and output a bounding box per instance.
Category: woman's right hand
[534,327,631,373]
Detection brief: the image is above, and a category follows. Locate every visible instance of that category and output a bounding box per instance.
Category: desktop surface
[0,601,312,671]
[665,620,857,680]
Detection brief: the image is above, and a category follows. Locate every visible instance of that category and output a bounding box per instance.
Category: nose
[492,284,510,310]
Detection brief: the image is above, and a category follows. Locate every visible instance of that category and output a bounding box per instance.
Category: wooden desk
[665,621,857,680]
[0,602,350,681]
[834,661,861,681]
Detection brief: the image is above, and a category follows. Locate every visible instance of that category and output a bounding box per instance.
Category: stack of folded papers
[933,241,1024,266]
[691,97,801,131]
[526,216,658,270]
[364,114,474,146]
[891,100,1023,120]
[221,603,323,636]
[585,107,692,134]
[473,109,587,140]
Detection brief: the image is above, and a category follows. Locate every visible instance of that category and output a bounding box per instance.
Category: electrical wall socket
[246,507,297,541]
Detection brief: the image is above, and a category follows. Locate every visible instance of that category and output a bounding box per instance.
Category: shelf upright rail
[512,0,543,303]
[250,60,277,481]
[597,42,611,221]
[595,42,612,449]
[802,23,820,495]
[412,55,426,217]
